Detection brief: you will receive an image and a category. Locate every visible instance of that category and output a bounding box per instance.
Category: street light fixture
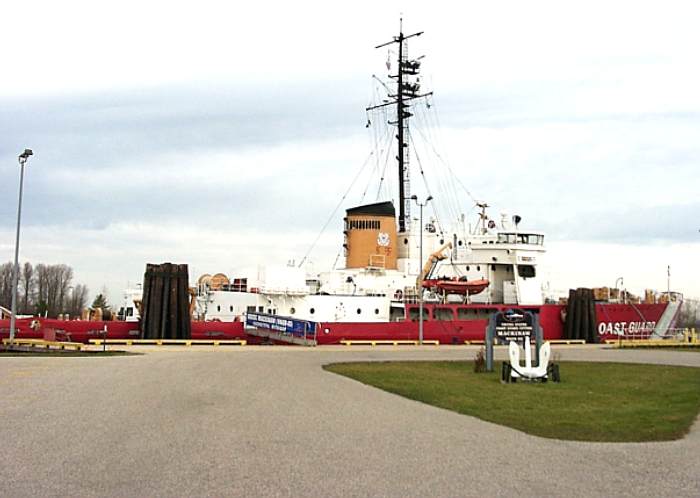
[9,149,33,342]
[615,277,623,304]
[411,194,432,345]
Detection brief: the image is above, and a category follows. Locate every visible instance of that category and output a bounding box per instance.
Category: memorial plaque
[494,309,534,341]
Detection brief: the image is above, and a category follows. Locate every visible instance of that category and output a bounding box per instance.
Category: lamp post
[615,277,624,304]
[9,149,33,342]
[411,194,432,345]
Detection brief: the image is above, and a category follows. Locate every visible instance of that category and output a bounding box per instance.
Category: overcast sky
[1,0,699,304]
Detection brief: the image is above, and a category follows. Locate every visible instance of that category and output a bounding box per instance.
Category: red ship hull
[1,302,667,345]
[0,319,253,343]
[314,303,668,345]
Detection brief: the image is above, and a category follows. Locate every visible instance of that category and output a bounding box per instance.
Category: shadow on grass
[324,360,700,442]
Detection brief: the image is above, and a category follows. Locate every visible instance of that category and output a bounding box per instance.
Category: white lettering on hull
[597,321,657,335]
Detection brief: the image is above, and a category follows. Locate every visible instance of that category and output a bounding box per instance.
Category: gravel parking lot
[1,345,698,497]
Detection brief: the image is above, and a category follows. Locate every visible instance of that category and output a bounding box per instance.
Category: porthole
[477,265,481,271]
[217,305,221,312]
[374,309,379,315]
[323,328,330,334]
[229,306,233,312]
[356,308,362,315]
[439,239,444,245]
[310,308,315,314]
[466,266,470,271]
[290,307,296,314]
[458,240,463,246]
[403,238,408,245]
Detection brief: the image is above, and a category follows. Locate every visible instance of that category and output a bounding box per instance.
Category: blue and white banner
[246,313,318,338]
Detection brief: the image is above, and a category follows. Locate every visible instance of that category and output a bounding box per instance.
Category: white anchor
[508,336,551,380]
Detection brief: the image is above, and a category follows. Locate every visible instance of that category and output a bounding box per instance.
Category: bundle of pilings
[564,288,598,343]
[140,263,191,340]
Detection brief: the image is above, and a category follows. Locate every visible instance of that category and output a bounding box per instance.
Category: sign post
[485,309,542,372]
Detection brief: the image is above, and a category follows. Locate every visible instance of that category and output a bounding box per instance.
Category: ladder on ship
[651,295,683,339]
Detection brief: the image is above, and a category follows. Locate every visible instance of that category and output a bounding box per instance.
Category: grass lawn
[324,361,700,442]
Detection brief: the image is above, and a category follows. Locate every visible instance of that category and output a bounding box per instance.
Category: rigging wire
[412,101,461,227]
[375,121,395,201]
[424,95,480,204]
[298,150,375,268]
[407,128,444,235]
[414,105,477,221]
[361,124,392,203]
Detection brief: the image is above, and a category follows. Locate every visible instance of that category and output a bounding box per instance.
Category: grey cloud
[537,202,700,244]
[0,78,367,165]
[0,79,369,230]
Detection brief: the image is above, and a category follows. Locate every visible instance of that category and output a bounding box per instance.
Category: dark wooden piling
[587,288,598,343]
[140,263,192,340]
[565,289,576,339]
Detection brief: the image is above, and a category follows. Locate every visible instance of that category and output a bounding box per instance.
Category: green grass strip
[324,361,700,442]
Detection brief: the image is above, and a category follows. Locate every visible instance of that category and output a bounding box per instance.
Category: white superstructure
[196,206,547,324]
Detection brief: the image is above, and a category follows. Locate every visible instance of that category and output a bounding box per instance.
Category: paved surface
[1,345,699,497]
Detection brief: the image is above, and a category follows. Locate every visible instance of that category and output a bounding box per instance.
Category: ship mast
[367,21,432,233]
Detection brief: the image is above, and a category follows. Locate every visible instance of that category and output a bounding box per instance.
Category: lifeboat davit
[422,278,489,295]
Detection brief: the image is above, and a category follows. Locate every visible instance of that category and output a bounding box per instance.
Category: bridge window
[498,233,518,244]
[518,265,536,279]
[457,308,478,320]
[408,307,429,321]
[433,307,455,320]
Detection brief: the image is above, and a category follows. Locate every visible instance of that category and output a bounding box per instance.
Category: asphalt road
[1,345,699,497]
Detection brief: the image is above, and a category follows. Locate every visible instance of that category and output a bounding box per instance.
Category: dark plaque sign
[485,309,542,372]
[494,309,534,340]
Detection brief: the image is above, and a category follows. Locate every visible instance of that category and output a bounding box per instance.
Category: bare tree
[678,299,699,329]
[1,261,88,318]
[41,264,74,317]
[35,263,49,315]
[57,265,73,315]
[0,262,13,309]
[67,284,89,318]
[20,262,34,314]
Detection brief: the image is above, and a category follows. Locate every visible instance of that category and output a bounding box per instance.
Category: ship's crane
[417,241,453,288]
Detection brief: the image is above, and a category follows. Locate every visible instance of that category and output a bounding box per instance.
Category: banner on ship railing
[246,313,318,338]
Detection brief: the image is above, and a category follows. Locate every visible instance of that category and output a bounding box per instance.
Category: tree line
[0,262,90,318]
